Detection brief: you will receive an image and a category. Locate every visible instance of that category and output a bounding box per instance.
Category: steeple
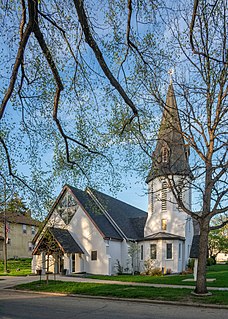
[146,82,191,183]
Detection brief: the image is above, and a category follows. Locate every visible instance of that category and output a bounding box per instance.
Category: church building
[32,82,194,275]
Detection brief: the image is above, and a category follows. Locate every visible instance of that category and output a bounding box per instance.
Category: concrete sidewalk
[1,274,228,291]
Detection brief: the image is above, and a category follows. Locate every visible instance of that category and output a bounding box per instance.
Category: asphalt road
[0,290,227,319]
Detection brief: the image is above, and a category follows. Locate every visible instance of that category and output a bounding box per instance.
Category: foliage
[208,225,228,259]
[142,259,162,276]
[115,259,123,275]
[0,0,227,294]
[187,259,195,271]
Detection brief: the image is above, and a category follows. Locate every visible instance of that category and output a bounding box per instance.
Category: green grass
[14,280,228,306]
[87,264,228,288]
[0,258,32,276]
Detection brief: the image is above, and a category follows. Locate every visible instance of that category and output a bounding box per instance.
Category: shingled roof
[0,211,39,226]
[68,185,147,240]
[49,228,84,254]
[147,83,191,183]
[141,231,185,241]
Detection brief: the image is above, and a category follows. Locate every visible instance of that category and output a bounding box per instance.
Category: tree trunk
[195,220,209,294]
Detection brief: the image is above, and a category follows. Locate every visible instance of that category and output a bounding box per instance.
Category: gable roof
[0,211,39,226]
[69,185,147,240]
[34,184,147,243]
[33,227,84,255]
[49,228,84,254]
[147,83,191,182]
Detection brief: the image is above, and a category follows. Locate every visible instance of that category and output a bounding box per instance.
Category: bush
[141,259,162,276]
[187,258,195,270]
[207,257,216,266]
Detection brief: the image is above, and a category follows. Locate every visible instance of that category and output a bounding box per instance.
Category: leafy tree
[6,193,28,214]
[208,225,228,261]
[0,0,227,295]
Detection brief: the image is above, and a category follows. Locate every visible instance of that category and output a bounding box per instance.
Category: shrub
[141,259,162,276]
[207,257,216,266]
[187,258,195,270]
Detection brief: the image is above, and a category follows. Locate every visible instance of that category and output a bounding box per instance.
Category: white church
[32,83,194,276]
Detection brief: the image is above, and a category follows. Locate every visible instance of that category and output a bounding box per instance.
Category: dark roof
[190,234,200,258]
[68,185,147,240]
[49,228,84,254]
[147,83,191,183]
[140,231,185,241]
[0,211,39,226]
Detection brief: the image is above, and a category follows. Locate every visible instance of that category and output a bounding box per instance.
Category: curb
[9,288,228,310]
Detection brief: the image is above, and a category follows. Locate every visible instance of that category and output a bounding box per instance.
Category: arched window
[161,181,167,211]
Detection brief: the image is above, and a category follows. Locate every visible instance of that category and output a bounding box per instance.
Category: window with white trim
[166,243,172,259]
[150,244,157,259]
[140,245,144,260]
[91,251,97,261]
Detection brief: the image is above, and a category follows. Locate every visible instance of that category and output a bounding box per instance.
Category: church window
[91,251,97,261]
[161,219,167,231]
[178,243,182,259]
[140,245,144,260]
[150,244,157,259]
[166,243,172,259]
[162,147,169,163]
[161,181,167,211]
[57,191,79,225]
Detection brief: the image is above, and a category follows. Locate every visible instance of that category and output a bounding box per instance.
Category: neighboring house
[0,211,39,259]
[32,82,194,275]
[216,253,228,263]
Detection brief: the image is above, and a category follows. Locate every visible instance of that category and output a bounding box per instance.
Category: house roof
[146,83,191,183]
[190,234,200,258]
[33,227,84,255]
[0,211,39,226]
[49,228,84,254]
[140,231,185,241]
[69,185,147,240]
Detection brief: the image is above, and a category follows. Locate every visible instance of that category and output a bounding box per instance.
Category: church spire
[146,82,191,183]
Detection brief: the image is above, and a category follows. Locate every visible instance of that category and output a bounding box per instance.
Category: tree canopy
[0,0,227,294]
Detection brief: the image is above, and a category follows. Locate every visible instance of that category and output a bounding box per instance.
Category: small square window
[91,251,97,261]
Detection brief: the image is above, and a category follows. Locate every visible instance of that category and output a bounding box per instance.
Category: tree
[0,0,227,294]
[6,193,28,214]
[208,225,228,261]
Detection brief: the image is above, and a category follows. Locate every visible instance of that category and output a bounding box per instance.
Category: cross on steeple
[168,68,174,84]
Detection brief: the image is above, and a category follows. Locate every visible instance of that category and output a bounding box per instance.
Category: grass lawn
[14,280,228,306]
[0,258,32,276]
[87,264,228,288]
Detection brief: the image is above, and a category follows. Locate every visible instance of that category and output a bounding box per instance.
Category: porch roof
[139,231,185,241]
[33,228,84,255]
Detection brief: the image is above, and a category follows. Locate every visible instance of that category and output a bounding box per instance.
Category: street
[0,290,227,319]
